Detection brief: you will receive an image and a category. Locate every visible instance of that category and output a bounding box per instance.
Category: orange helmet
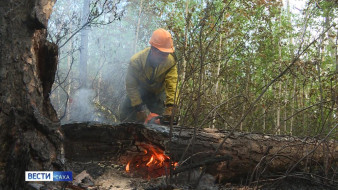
[149,28,175,53]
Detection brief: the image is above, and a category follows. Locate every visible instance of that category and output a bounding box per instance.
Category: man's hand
[162,104,175,123]
[135,104,148,123]
[136,111,147,123]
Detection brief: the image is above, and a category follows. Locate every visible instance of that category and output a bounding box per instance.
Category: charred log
[61,122,337,184]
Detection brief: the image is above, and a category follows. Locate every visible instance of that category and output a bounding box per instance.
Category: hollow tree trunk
[61,122,337,183]
[0,0,62,189]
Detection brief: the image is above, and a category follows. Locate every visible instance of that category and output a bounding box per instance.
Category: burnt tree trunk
[61,123,337,183]
[0,0,62,189]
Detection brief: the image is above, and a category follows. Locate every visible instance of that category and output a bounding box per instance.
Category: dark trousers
[119,90,166,122]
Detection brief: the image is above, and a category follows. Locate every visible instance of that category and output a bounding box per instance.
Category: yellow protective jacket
[126,47,178,107]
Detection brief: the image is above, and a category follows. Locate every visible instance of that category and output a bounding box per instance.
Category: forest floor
[33,161,333,190]
[64,161,247,190]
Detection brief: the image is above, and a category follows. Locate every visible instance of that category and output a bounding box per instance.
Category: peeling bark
[0,0,61,189]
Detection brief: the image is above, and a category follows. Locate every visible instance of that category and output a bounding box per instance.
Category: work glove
[135,104,148,123]
[136,111,147,123]
[162,104,175,123]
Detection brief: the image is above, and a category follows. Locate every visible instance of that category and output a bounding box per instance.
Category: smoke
[68,88,103,123]
[48,0,158,124]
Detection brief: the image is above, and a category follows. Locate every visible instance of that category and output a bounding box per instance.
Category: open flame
[125,143,178,178]
[126,162,130,172]
[146,156,154,166]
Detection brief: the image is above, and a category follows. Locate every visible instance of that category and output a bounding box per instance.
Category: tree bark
[336,28,338,73]
[79,0,90,88]
[212,13,224,129]
[133,0,143,54]
[61,122,337,183]
[181,0,190,82]
[66,38,73,121]
[276,10,282,135]
[0,0,62,189]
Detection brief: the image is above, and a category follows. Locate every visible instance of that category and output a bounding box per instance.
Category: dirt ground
[65,161,336,190]
[27,161,336,190]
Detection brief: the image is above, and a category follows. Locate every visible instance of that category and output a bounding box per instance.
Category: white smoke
[69,88,103,122]
[49,0,158,124]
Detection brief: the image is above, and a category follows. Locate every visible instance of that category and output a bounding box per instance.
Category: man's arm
[125,63,142,107]
[164,64,179,105]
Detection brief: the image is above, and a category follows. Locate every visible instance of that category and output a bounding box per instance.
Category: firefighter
[120,28,178,123]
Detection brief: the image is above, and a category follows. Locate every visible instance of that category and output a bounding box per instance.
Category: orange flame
[126,162,130,172]
[125,143,178,178]
[146,156,154,166]
[144,144,169,167]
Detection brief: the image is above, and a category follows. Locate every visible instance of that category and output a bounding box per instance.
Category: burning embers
[125,143,177,179]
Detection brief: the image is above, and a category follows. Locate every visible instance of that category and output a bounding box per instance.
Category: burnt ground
[65,161,220,190]
[27,161,336,190]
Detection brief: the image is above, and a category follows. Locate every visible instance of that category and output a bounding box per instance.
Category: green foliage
[160,0,337,137]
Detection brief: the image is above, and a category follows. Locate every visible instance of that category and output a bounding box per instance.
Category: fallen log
[61,122,337,184]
